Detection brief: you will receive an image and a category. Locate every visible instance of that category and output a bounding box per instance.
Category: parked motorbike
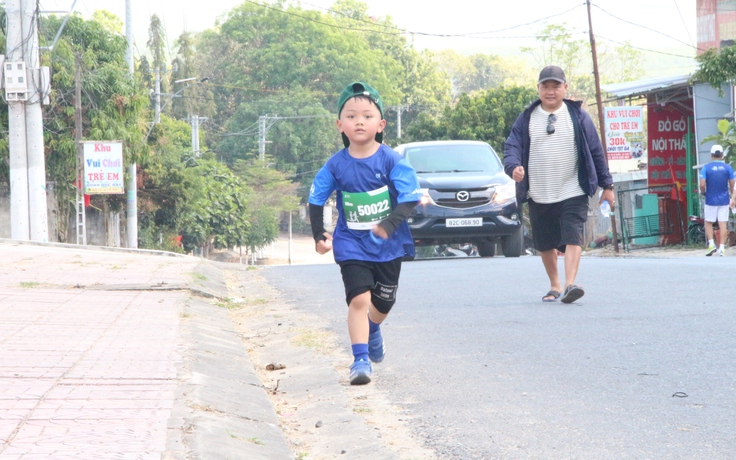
[432,244,478,257]
[432,244,456,257]
[687,215,706,245]
[458,243,479,257]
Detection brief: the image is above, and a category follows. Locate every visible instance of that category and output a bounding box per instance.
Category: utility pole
[185,114,208,156]
[6,0,29,240]
[587,0,619,252]
[395,105,405,139]
[190,115,199,155]
[6,0,48,242]
[125,0,137,248]
[154,67,161,123]
[258,116,266,162]
[257,115,280,162]
[74,53,86,245]
[22,0,48,242]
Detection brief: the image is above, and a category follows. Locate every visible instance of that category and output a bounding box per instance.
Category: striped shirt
[527,104,585,204]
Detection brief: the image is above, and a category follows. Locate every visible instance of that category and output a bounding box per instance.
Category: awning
[602,74,692,99]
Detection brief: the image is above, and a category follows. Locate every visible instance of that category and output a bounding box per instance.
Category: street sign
[83,141,124,194]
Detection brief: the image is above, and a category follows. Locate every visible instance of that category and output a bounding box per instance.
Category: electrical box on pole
[4,60,28,100]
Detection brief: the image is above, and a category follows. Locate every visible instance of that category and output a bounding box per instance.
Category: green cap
[337,82,384,118]
[337,82,384,147]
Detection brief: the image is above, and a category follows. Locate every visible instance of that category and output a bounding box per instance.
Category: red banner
[647,101,693,188]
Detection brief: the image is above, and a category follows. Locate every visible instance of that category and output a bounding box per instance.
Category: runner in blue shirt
[308,82,422,385]
[699,144,734,256]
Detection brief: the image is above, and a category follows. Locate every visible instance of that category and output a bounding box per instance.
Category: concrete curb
[0,238,189,257]
[164,298,294,460]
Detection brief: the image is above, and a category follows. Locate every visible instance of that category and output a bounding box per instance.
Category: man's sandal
[560,285,585,304]
[542,290,561,302]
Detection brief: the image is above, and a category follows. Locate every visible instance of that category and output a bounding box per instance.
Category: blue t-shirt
[699,160,735,206]
[308,144,422,263]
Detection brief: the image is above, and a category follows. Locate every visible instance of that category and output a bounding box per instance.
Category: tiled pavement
[0,241,293,459]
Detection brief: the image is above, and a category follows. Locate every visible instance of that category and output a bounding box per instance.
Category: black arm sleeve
[377,201,418,236]
[309,203,328,243]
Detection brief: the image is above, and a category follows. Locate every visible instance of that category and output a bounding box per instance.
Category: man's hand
[600,189,616,210]
[512,166,525,182]
[315,232,333,254]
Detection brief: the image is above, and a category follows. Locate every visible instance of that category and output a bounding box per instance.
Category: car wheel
[477,241,495,257]
[502,225,523,257]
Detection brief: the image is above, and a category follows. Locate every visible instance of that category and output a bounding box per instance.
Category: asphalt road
[259,254,736,459]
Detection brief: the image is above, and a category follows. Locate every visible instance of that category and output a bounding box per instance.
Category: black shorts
[339,258,402,314]
[528,195,588,253]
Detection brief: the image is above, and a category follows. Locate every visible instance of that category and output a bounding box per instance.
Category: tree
[693,45,736,90]
[233,160,299,254]
[136,114,192,250]
[702,119,736,165]
[521,23,589,92]
[146,14,168,72]
[433,50,526,101]
[193,0,449,194]
[601,41,645,84]
[433,49,476,101]
[214,90,338,199]
[171,159,250,253]
[169,32,216,121]
[18,12,150,242]
[521,22,644,131]
[404,86,538,151]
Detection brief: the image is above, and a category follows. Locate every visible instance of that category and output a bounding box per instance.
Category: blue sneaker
[368,329,385,363]
[349,359,372,385]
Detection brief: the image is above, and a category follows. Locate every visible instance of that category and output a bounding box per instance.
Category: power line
[672,0,695,47]
[294,0,585,38]
[245,0,589,39]
[592,3,702,52]
[594,34,697,59]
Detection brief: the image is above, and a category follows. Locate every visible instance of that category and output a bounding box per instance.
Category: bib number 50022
[357,201,390,216]
[343,185,392,230]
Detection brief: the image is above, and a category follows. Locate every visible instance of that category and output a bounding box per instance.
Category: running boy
[308,82,422,385]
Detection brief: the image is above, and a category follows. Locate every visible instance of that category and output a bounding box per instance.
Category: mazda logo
[456,191,470,202]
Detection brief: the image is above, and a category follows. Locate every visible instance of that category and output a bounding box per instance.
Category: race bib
[343,186,392,230]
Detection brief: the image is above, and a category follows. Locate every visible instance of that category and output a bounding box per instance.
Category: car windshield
[404,144,502,174]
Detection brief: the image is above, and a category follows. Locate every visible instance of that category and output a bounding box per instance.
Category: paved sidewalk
[0,240,292,459]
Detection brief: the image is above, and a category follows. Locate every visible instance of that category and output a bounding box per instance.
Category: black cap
[538,65,566,84]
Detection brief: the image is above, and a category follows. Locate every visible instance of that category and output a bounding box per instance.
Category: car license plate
[446,218,482,227]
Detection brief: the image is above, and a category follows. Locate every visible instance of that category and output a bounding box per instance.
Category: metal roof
[601,74,692,99]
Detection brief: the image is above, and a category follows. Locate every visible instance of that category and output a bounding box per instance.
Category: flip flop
[560,284,585,304]
[542,290,561,302]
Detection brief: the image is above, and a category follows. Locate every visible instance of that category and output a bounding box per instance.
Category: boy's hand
[372,225,389,240]
[315,232,333,254]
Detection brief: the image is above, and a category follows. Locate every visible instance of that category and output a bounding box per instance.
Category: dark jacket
[503,98,613,205]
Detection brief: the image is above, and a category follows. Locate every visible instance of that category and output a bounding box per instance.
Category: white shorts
[704,205,729,223]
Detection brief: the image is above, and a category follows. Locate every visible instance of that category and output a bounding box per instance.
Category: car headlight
[493,181,516,204]
[419,188,435,205]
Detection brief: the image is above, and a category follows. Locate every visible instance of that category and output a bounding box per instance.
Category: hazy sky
[40,0,698,75]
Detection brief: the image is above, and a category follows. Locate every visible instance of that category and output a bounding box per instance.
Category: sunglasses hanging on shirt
[547,113,557,135]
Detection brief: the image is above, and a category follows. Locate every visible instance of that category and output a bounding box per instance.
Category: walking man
[700,144,734,256]
[504,65,614,304]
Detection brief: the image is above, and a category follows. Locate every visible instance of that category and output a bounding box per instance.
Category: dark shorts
[339,258,402,314]
[528,195,588,253]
